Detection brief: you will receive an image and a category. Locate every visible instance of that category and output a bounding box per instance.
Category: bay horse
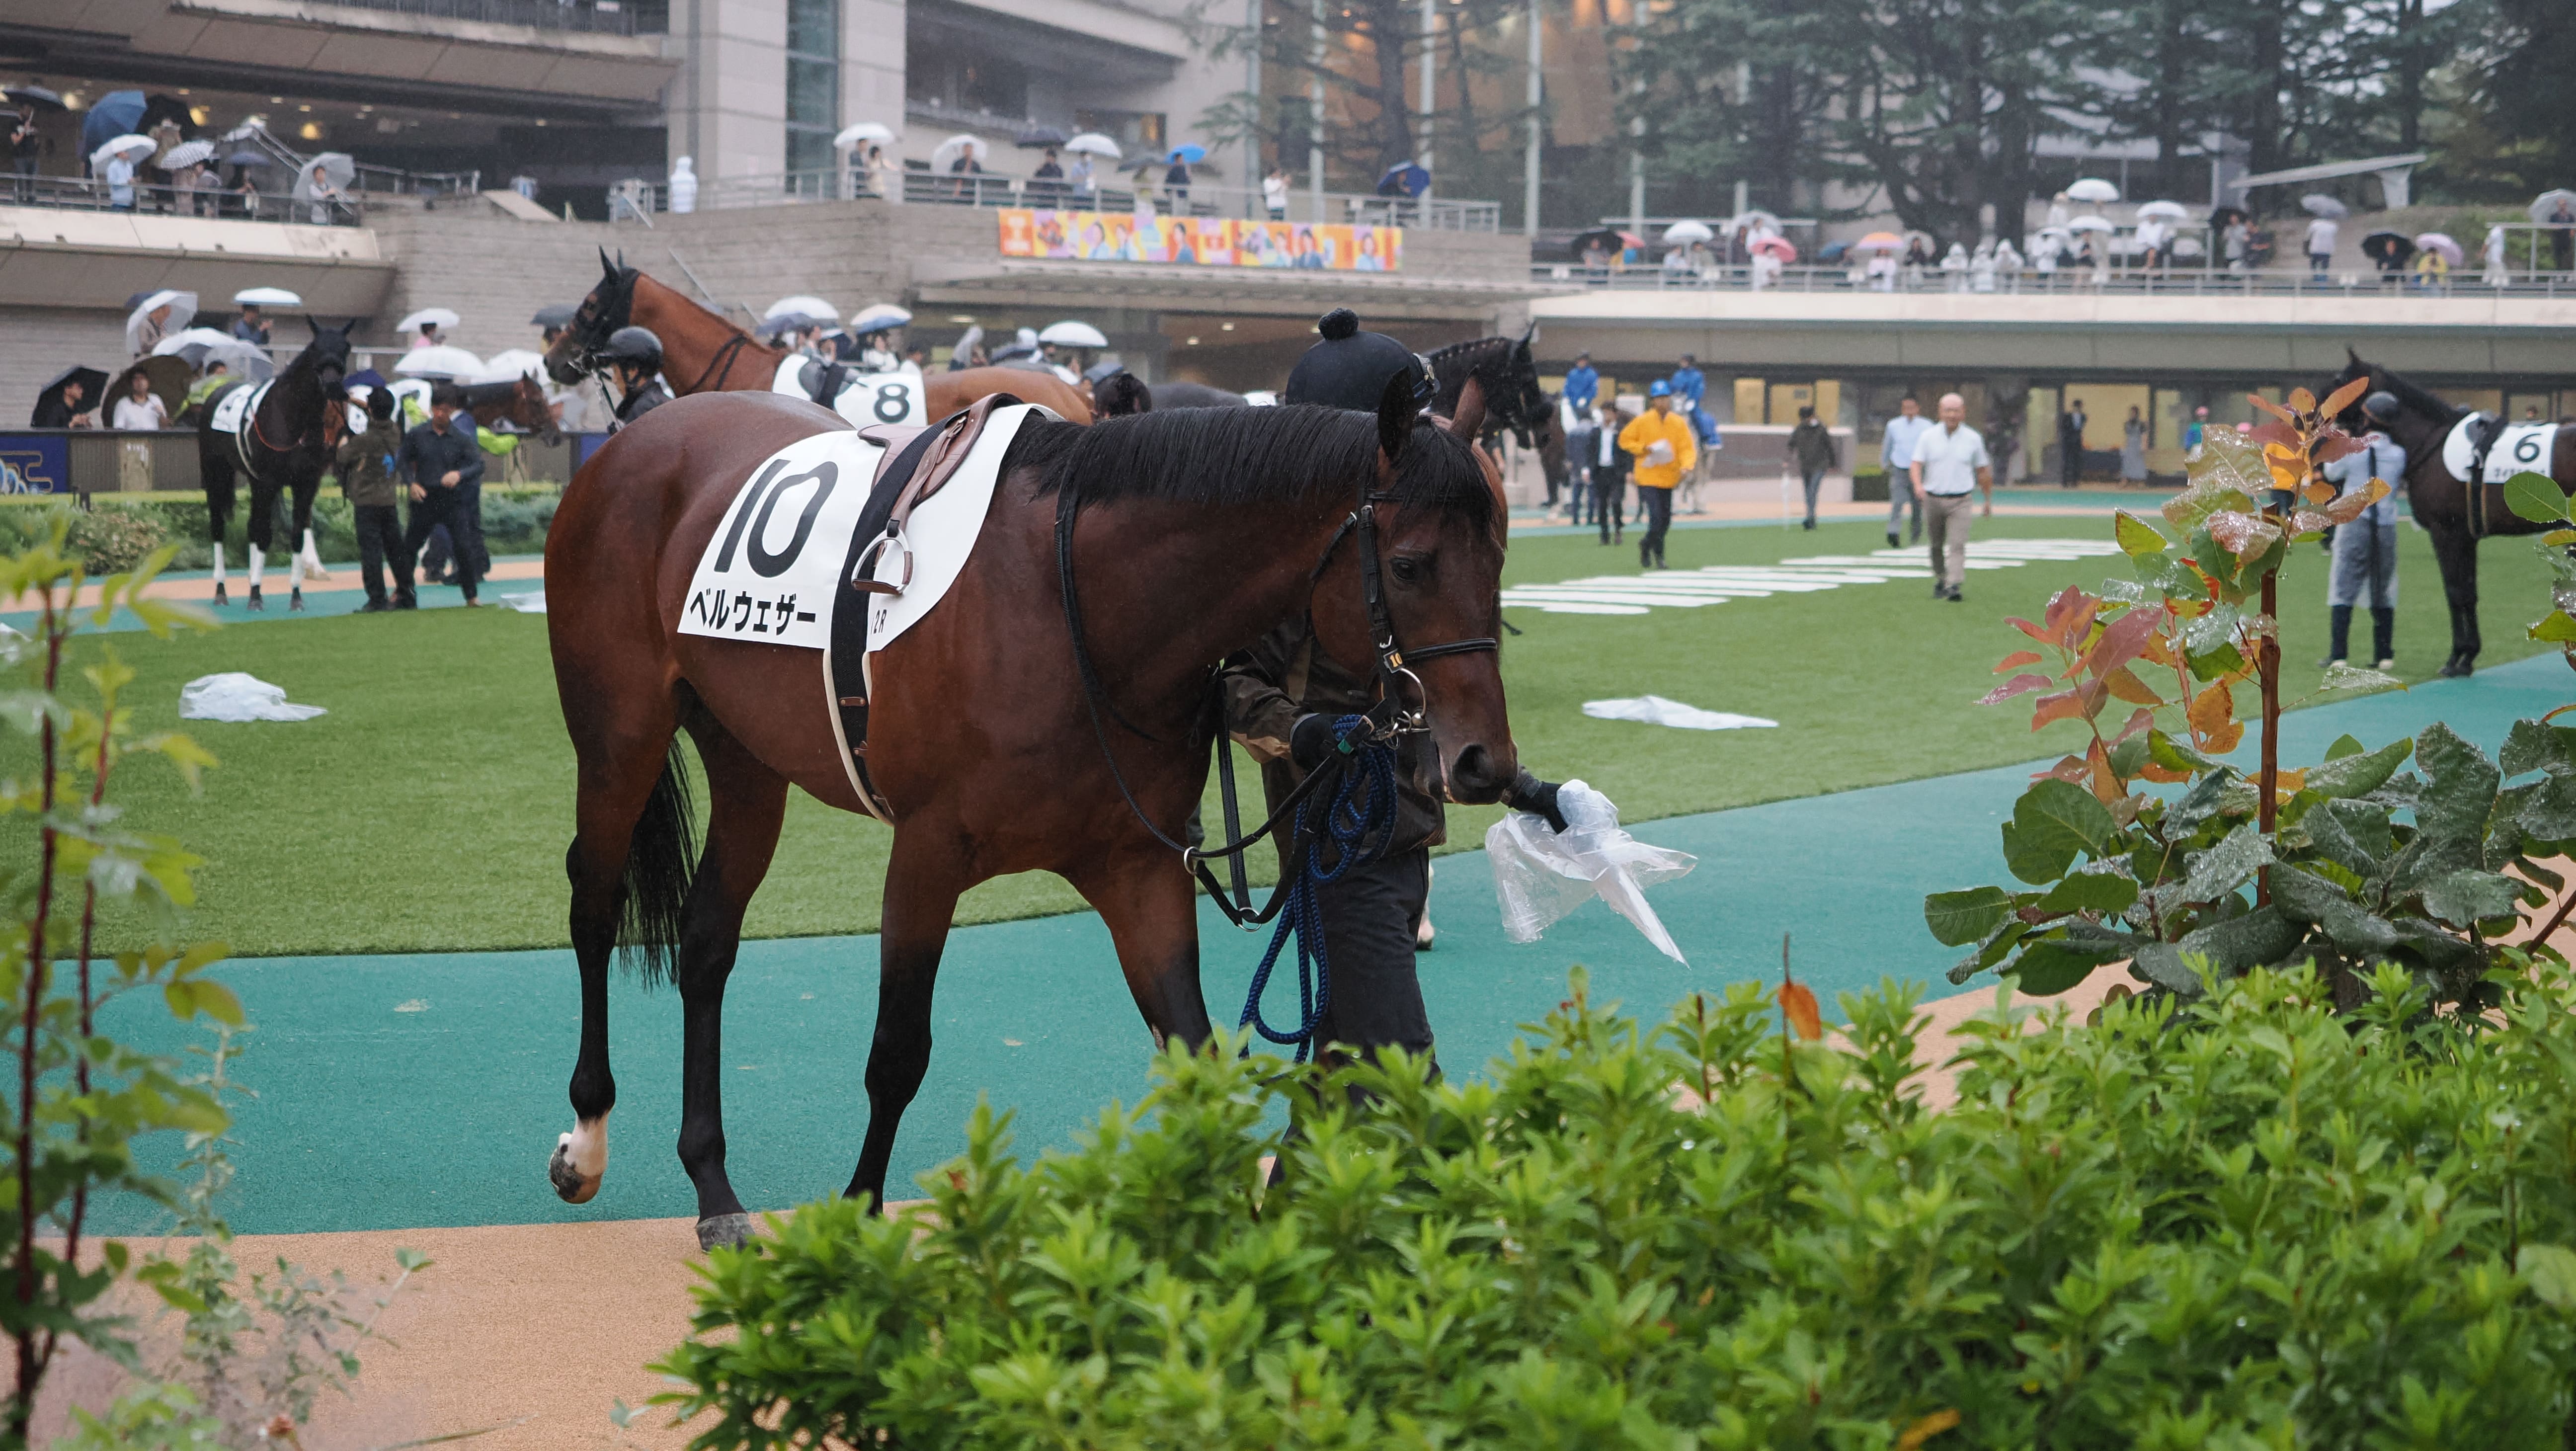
[196,321,351,610]
[540,253,1095,423]
[456,374,564,448]
[1427,329,1553,454]
[542,380,1514,1247]
[2329,351,2576,676]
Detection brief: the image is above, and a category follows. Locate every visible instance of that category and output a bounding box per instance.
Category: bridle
[1055,427,1499,924]
[246,355,346,460]
[565,265,763,396]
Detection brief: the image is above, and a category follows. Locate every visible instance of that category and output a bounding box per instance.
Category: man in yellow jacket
[1618,380,1697,568]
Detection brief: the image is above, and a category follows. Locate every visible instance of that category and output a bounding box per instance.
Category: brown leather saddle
[829,393,1025,819]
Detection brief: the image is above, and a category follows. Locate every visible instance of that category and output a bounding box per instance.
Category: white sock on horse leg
[300,527,322,579]
[210,542,225,584]
[246,544,264,589]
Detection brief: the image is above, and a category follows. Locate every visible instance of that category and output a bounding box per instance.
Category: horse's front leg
[1068,841,1213,1053]
[288,475,327,607]
[845,819,973,1215]
[2427,520,2482,676]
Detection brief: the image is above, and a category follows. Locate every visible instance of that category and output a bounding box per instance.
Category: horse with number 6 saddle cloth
[679,394,1044,819]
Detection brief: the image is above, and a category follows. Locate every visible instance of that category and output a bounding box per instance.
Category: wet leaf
[2520,1244,2576,1310]
[2113,510,2168,558]
[2103,665,2163,706]
[1777,981,1822,1041]
[2248,392,2297,422]
[2324,478,2391,525]
[2319,661,2403,694]
[2287,386,2316,413]
[1982,673,2055,705]
[1925,886,2014,947]
[2205,510,2281,559]
[2531,611,2576,644]
[2322,375,2369,418]
[1995,650,2044,672]
[2508,471,2571,525]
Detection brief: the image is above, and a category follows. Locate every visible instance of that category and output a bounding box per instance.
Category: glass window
[786,0,839,179]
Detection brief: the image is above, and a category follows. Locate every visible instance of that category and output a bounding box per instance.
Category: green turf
[27,513,2559,958]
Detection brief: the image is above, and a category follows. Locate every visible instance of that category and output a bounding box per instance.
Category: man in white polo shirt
[1910,392,1993,602]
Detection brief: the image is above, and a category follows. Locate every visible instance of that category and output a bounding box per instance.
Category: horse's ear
[600,246,616,279]
[1518,320,1537,349]
[1438,375,1488,442]
[304,315,320,338]
[1376,369,1420,464]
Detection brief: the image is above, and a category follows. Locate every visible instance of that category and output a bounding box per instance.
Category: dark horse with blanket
[195,321,352,610]
[542,378,1516,1248]
[2331,351,2576,675]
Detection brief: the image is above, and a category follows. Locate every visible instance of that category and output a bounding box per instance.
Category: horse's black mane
[2356,357,2467,427]
[1009,403,1495,531]
[1426,336,1514,404]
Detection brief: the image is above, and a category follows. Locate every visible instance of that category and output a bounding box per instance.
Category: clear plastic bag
[178,672,327,723]
[1486,779,1695,963]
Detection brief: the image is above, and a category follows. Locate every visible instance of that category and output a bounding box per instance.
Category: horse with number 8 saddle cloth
[769,354,931,429]
[678,394,1043,820]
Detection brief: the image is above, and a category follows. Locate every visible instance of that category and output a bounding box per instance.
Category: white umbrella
[291,152,355,200]
[125,290,197,354]
[849,303,911,334]
[232,286,302,307]
[1660,219,1714,244]
[2064,214,2116,234]
[1064,132,1123,160]
[1729,209,1782,233]
[394,345,485,380]
[153,329,272,381]
[397,307,461,333]
[159,139,216,170]
[2301,193,2349,219]
[2528,189,2576,223]
[932,134,989,170]
[89,133,157,166]
[2135,200,2189,221]
[833,122,896,149]
[476,347,548,383]
[765,295,839,324]
[2066,177,2120,203]
[1038,320,1108,348]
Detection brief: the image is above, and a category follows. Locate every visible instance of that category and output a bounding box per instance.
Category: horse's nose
[1447,743,1511,804]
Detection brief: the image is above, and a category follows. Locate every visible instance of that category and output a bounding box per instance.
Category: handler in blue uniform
[2320,391,2407,670]
[1220,309,1568,1075]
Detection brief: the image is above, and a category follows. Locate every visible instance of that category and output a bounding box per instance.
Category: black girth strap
[829,422,951,818]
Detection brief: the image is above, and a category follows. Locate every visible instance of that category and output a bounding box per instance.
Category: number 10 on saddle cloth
[674,406,1037,653]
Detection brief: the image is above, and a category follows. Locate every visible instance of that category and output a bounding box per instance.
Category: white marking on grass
[1506,538,2112,616]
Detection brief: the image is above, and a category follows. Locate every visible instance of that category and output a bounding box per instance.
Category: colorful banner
[998,209,1402,272]
[0,437,68,494]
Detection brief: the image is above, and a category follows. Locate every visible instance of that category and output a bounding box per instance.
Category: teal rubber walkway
[95,651,2573,1236]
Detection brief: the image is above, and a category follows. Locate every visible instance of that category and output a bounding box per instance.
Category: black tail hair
[618,740,700,987]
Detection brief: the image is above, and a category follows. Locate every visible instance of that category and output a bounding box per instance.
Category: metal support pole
[1247,0,1264,217]
[1625,2,1643,235]
[1419,0,1435,203]
[1524,0,1541,237]
[1309,0,1326,222]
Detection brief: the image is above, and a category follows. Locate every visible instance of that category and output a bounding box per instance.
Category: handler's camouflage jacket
[1219,620,1445,867]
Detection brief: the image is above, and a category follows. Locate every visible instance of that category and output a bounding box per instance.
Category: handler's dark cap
[1285,308,1431,413]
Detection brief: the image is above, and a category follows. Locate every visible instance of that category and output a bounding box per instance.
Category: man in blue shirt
[1880,395,1933,549]
[1562,352,1599,413]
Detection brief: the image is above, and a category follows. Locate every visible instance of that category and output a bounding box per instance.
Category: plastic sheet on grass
[1582,695,1777,730]
[499,590,546,614]
[179,672,327,723]
[1487,780,1696,963]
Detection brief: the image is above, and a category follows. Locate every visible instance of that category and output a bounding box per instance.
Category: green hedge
[0,487,561,574]
[659,964,2576,1448]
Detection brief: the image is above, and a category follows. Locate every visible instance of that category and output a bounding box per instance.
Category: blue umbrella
[345,369,388,392]
[1818,239,1851,263]
[1166,144,1207,164]
[1377,161,1430,198]
[79,90,146,167]
[226,151,272,169]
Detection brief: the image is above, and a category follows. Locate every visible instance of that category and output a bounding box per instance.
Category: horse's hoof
[212,583,228,607]
[696,1212,756,1251]
[1415,917,1435,950]
[245,590,264,613]
[288,589,304,613]
[549,1124,606,1204]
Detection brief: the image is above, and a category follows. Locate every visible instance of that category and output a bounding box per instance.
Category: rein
[1054,457,1499,1053]
[683,332,758,394]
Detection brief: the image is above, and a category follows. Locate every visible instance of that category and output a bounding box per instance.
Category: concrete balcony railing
[290,0,654,33]
[612,168,1502,232]
[1533,261,2576,300]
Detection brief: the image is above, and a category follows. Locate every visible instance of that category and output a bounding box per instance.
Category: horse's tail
[618,740,700,986]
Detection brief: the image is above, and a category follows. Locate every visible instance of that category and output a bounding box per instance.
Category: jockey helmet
[604,326,663,370]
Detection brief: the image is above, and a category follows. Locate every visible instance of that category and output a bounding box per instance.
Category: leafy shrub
[1920,389,2568,1008]
[658,965,2576,1448]
[0,486,561,575]
[61,507,169,576]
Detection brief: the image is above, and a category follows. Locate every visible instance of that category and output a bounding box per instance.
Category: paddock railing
[1531,262,2576,299]
[613,169,1501,232]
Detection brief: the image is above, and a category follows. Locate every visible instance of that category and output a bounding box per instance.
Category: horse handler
[1221,312,1570,1081]
[2320,392,2407,670]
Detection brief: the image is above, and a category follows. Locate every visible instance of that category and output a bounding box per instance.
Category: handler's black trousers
[403,490,481,600]
[354,504,409,606]
[1310,846,1436,1067]
[1637,484,1674,566]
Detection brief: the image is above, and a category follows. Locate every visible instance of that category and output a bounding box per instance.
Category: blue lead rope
[1238,714,1402,1062]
